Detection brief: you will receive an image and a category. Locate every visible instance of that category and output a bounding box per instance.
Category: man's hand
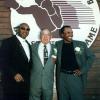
[14,73,24,82]
[73,69,81,76]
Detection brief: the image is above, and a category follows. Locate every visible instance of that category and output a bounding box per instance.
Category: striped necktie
[44,45,48,65]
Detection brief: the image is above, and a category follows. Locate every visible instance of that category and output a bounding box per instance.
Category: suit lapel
[27,41,32,62]
[58,40,63,66]
[34,42,43,65]
[73,40,81,65]
[73,40,76,51]
[48,43,53,58]
[15,36,29,62]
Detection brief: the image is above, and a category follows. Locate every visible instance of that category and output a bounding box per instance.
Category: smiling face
[18,23,30,39]
[40,29,52,44]
[62,27,73,43]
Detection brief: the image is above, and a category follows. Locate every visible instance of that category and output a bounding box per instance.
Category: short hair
[14,23,30,35]
[40,28,51,37]
[59,25,71,38]
[59,25,71,36]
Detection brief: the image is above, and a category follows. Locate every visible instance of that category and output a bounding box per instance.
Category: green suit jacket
[55,40,95,90]
[30,41,56,94]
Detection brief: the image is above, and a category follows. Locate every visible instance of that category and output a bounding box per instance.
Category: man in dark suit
[55,25,95,100]
[30,29,57,100]
[0,23,32,100]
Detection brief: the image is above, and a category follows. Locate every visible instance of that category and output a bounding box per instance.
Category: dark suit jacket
[0,35,32,100]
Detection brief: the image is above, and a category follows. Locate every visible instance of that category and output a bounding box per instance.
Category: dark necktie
[44,45,48,65]
[25,40,31,49]
[25,40,29,45]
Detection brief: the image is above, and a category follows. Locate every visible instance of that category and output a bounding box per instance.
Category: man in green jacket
[55,25,95,100]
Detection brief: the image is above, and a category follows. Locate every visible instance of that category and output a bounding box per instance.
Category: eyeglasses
[20,27,30,31]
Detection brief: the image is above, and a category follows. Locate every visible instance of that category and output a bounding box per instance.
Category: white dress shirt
[38,42,51,66]
[16,35,30,61]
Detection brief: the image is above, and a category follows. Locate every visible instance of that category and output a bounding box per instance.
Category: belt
[61,70,74,74]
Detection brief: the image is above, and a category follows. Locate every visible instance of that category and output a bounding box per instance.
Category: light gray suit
[56,40,95,100]
[30,41,56,100]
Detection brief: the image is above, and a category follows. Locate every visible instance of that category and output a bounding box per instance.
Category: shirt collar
[16,35,26,42]
[40,42,50,47]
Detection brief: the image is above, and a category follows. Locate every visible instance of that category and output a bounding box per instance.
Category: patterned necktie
[44,45,48,65]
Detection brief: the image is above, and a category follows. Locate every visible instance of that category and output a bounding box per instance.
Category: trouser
[3,81,29,100]
[59,72,84,100]
[29,88,53,100]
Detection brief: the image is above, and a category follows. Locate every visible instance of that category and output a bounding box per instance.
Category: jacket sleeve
[81,43,95,74]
